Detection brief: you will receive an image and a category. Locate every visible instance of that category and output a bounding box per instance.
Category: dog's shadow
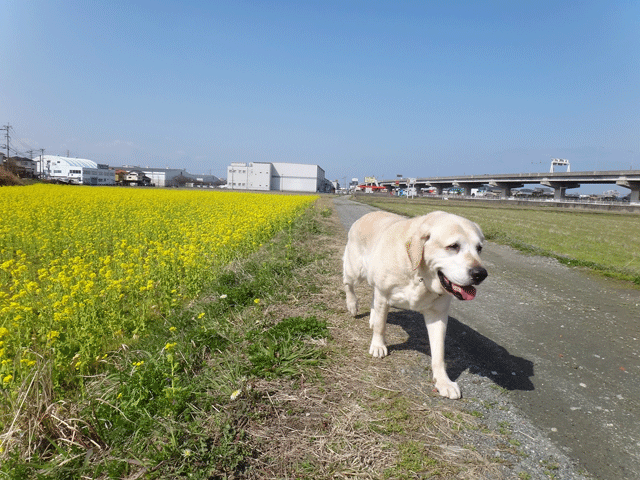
[386,309,534,392]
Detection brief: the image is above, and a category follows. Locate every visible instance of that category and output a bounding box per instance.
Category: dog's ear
[406,234,430,270]
[406,214,439,270]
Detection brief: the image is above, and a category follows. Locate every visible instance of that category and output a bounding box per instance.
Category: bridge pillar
[499,186,512,198]
[456,182,486,196]
[542,181,580,201]
[617,179,640,203]
[489,182,523,198]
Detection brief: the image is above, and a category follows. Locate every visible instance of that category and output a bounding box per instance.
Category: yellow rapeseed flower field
[0,184,316,387]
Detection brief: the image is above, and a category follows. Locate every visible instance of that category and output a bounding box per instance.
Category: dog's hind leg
[342,247,361,316]
[344,282,358,316]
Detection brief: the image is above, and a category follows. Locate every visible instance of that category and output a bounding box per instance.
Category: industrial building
[226,162,333,193]
[39,155,115,185]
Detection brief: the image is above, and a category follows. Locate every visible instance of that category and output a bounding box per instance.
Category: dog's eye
[446,243,460,253]
[477,245,483,254]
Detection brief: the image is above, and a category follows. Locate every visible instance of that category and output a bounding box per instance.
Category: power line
[11,124,37,153]
[1,124,47,163]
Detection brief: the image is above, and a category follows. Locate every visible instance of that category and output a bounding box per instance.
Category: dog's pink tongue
[452,283,477,301]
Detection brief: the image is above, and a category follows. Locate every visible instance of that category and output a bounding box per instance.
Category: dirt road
[333,196,640,479]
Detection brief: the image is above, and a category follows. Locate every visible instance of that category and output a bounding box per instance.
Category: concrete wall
[271,163,324,192]
[248,162,271,191]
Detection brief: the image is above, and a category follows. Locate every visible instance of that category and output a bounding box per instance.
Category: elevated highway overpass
[380,170,640,202]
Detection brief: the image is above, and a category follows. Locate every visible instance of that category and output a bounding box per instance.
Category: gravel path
[333,196,640,480]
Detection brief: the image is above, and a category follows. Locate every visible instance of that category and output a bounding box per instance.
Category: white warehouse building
[39,155,115,185]
[226,162,333,193]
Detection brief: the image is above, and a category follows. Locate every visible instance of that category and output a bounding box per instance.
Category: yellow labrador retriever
[343,210,487,399]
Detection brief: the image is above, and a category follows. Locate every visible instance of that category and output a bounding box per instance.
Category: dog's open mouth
[438,271,476,301]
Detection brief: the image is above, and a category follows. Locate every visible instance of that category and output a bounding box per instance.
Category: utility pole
[1,123,10,164]
[39,148,45,177]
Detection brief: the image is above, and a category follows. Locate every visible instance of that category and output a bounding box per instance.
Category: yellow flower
[169,326,177,332]
[254,298,260,305]
[197,312,205,319]
[2,375,13,384]
[164,342,177,351]
[230,389,241,401]
[0,327,8,339]
[46,330,60,343]
[20,358,36,367]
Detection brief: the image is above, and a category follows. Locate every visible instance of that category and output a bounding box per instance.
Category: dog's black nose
[470,266,488,285]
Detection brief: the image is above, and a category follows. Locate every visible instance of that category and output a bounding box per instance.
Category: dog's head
[406,211,487,300]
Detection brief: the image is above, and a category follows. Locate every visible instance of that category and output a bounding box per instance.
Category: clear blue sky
[1,1,638,191]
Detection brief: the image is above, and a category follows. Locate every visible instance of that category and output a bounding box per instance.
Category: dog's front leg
[369,288,389,358]
[425,314,461,399]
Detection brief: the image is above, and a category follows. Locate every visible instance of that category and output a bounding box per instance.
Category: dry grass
[0,357,106,463]
[0,166,24,186]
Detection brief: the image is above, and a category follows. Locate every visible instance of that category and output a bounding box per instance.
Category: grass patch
[384,441,441,479]
[246,316,329,379]
[356,195,640,285]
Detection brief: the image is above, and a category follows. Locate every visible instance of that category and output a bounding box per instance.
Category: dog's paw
[434,379,461,399]
[346,301,358,317]
[369,343,388,358]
